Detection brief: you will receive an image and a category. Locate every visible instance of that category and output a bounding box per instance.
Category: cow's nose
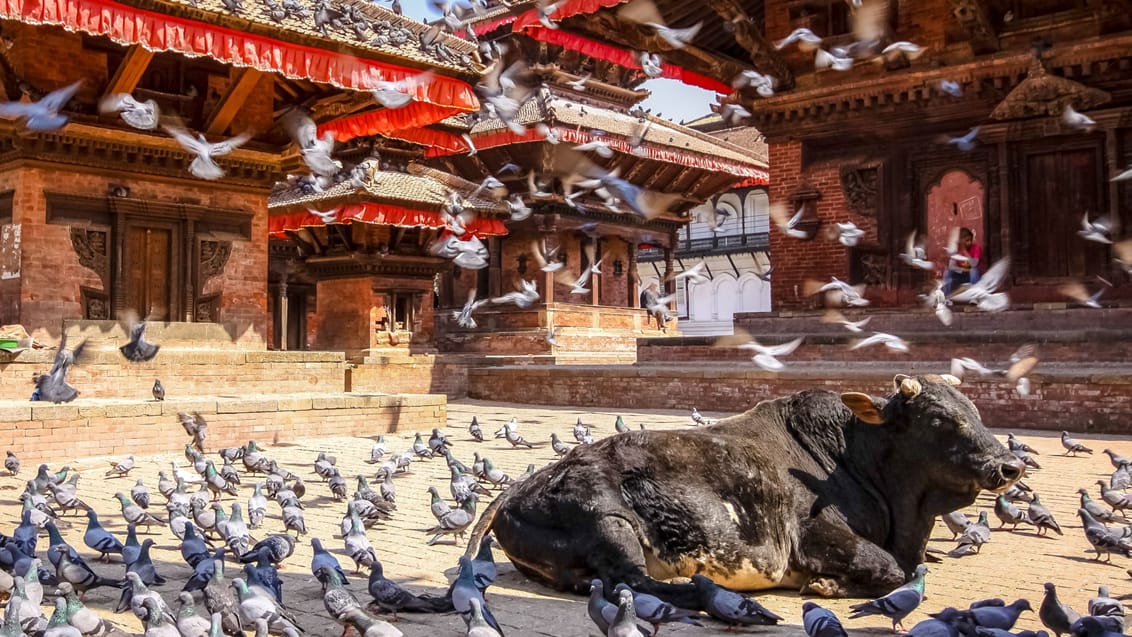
[999,458,1025,482]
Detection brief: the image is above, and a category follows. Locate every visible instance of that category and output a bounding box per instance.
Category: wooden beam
[948,0,1000,54]
[702,0,794,90]
[205,68,264,136]
[104,46,154,97]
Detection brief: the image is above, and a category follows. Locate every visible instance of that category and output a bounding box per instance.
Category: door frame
[123,218,182,320]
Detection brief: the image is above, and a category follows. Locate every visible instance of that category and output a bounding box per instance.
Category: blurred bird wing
[1005,356,1039,383]
[761,337,803,357]
[769,202,794,231]
[1058,282,1089,303]
[945,226,960,254]
[977,257,1011,293]
[39,81,83,112]
[616,0,664,24]
[1113,239,1132,263]
[164,125,210,155]
[281,110,317,148]
[210,131,253,156]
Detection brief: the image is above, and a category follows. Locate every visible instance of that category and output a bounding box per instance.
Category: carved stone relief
[840,165,880,216]
[70,227,110,287]
[199,239,232,286]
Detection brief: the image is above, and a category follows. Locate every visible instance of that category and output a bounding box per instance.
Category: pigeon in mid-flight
[0,80,82,131]
[99,93,160,130]
[164,125,253,180]
[120,319,160,362]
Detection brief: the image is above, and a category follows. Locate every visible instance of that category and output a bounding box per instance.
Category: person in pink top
[944,227,982,294]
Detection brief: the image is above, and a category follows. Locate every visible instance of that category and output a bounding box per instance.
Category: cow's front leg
[796,514,906,598]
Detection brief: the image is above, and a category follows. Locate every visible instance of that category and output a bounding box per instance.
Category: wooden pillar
[591,237,601,307]
[183,220,195,322]
[1106,126,1122,233]
[111,205,127,319]
[277,280,289,351]
[488,237,502,298]
[627,237,639,308]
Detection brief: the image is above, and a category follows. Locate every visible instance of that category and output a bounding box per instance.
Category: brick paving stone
[3,399,1130,636]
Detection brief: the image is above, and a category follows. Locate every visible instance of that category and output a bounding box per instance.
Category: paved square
[6,398,1131,636]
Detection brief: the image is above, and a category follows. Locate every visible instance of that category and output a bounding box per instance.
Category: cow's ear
[841,392,887,425]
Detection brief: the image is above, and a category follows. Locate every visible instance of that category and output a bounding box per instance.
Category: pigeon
[1088,586,1125,632]
[1079,509,1132,561]
[941,511,972,539]
[450,555,503,634]
[35,333,85,404]
[119,320,160,362]
[901,231,935,270]
[1028,494,1063,536]
[937,80,964,97]
[106,456,135,478]
[5,451,19,476]
[230,577,302,636]
[99,93,160,130]
[150,379,165,402]
[1063,105,1097,132]
[994,495,1030,529]
[949,511,991,556]
[607,588,649,637]
[1098,480,1132,513]
[281,109,340,178]
[82,509,124,561]
[467,598,502,637]
[1078,214,1115,244]
[1007,434,1039,455]
[1062,431,1094,456]
[691,574,782,628]
[815,48,854,71]
[848,565,928,631]
[614,584,703,633]
[770,202,811,239]
[425,497,476,546]
[960,599,1033,630]
[368,558,449,619]
[939,126,980,152]
[691,408,705,426]
[830,221,866,246]
[851,332,909,353]
[163,125,253,180]
[737,337,804,372]
[1041,582,1082,637]
[370,71,434,109]
[775,27,823,50]
[803,602,849,637]
[0,80,82,131]
[1080,489,1118,522]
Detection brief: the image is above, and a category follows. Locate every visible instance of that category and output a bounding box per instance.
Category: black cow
[467,374,1024,609]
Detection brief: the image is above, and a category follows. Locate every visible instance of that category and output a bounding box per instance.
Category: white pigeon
[815,48,854,71]
[574,139,614,158]
[0,80,82,131]
[491,280,540,308]
[949,257,1011,312]
[720,103,753,125]
[920,280,953,326]
[821,310,871,333]
[770,202,811,239]
[901,231,935,270]
[851,332,910,353]
[453,289,489,329]
[832,222,866,246]
[1114,164,1132,182]
[453,236,490,270]
[531,240,563,273]
[673,261,708,285]
[282,110,341,178]
[950,357,997,378]
[880,41,925,59]
[638,51,663,77]
[738,337,803,372]
[1078,213,1115,244]
[1063,105,1096,132]
[938,126,980,152]
[1058,281,1108,309]
[775,27,823,51]
[690,408,705,426]
[808,277,870,307]
[937,80,963,97]
[164,125,253,180]
[545,328,558,347]
[566,74,590,91]
[647,21,702,49]
[507,195,531,221]
[99,93,160,130]
[370,71,434,109]
[307,207,340,224]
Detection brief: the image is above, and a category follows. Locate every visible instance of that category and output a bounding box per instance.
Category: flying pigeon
[99,93,160,130]
[164,125,253,181]
[0,80,82,131]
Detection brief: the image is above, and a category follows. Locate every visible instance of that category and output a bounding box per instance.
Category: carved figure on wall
[198,240,232,286]
[841,165,880,216]
[70,227,110,287]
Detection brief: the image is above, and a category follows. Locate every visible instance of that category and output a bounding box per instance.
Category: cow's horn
[894,374,922,397]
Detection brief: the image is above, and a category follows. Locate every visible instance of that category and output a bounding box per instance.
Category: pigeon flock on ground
[2,395,1130,637]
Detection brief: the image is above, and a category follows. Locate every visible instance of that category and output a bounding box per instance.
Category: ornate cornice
[298,254,448,279]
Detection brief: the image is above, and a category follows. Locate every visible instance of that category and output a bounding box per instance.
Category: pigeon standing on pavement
[941,511,971,539]
[848,565,928,631]
[609,589,649,637]
[469,417,484,442]
[1088,586,1125,632]
[1078,509,1132,562]
[5,451,19,476]
[803,602,849,637]
[1027,494,1063,536]
[151,380,165,401]
[691,573,782,628]
[994,495,1030,529]
[949,511,991,556]
[1103,449,1131,470]
[691,408,705,426]
[1062,432,1094,456]
[1079,489,1118,522]
[1040,582,1081,637]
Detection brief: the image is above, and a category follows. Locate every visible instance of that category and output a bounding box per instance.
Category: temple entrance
[124,224,177,320]
[924,170,985,278]
[1019,146,1107,279]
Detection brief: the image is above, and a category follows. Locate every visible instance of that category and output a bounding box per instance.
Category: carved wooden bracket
[949,0,1000,54]
[841,163,881,217]
[704,0,795,90]
[198,239,233,288]
[69,226,110,289]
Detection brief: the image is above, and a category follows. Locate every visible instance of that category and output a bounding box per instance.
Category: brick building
[0,0,482,345]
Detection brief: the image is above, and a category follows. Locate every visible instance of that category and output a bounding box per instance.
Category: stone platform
[0,392,446,464]
[1,399,1129,637]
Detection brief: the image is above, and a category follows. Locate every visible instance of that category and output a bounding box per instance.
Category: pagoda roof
[268,161,509,239]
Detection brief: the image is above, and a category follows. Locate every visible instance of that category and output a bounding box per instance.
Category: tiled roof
[467,91,766,168]
[269,162,508,213]
[157,0,483,73]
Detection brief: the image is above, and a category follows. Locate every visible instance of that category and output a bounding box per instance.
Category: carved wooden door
[1021,148,1107,279]
[124,225,176,320]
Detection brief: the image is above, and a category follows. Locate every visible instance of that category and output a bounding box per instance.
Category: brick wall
[467,365,1132,432]
[312,278,376,352]
[348,355,469,398]
[0,393,446,465]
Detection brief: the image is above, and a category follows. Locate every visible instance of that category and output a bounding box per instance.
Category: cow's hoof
[805,577,842,597]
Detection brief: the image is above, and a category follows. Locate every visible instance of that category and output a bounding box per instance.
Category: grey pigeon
[692,573,782,628]
[451,556,503,635]
[82,509,124,561]
[0,80,82,130]
[5,451,20,476]
[613,583,703,633]
[1007,433,1039,455]
[367,559,450,619]
[994,495,1030,529]
[470,534,497,592]
[1088,586,1125,632]
[1028,494,1063,536]
[589,579,617,634]
[949,511,991,557]
[467,598,502,637]
[311,538,349,584]
[99,93,160,130]
[469,418,484,442]
[1111,463,1132,491]
[848,564,928,631]
[609,588,648,637]
[425,497,476,546]
[804,602,849,637]
[962,599,1033,630]
[1041,582,1082,637]
[131,479,151,510]
[1097,481,1132,513]
[1103,449,1131,470]
[1062,431,1094,456]
[1073,616,1123,637]
[551,433,570,457]
[1078,509,1132,561]
[941,511,971,539]
[119,321,160,362]
[151,379,165,401]
[35,334,85,403]
[1080,489,1118,522]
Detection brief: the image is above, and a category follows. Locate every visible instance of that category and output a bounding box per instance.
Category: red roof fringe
[269,203,509,238]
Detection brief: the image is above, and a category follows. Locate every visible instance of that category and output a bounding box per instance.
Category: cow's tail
[463,489,510,559]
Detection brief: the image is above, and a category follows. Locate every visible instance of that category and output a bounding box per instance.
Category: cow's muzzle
[985,457,1026,492]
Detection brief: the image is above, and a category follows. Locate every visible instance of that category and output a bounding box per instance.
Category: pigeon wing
[209,131,253,157]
